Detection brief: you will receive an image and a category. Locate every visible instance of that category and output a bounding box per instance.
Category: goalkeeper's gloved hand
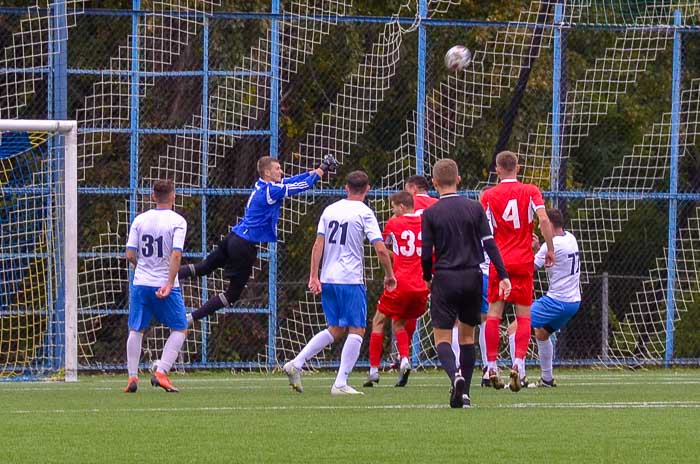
[319,154,340,174]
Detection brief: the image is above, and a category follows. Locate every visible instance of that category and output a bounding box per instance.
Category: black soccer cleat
[450,376,465,408]
[395,361,411,387]
[536,377,557,388]
[461,394,471,408]
[363,372,379,387]
[480,367,492,387]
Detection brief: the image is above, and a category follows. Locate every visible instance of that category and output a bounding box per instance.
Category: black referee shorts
[429,268,483,329]
[208,232,258,280]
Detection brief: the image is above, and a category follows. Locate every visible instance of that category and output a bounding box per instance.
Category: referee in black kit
[421,158,511,408]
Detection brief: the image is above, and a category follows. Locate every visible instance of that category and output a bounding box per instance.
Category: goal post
[0,119,77,382]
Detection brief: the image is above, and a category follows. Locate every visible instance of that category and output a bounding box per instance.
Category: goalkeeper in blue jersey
[179,154,339,324]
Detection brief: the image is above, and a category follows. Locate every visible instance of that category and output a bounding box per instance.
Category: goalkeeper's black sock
[191,294,226,321]
[436,342,457,383]
[459,343,476,397]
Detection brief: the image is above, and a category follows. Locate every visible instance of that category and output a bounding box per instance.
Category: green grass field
[1,369,699,463]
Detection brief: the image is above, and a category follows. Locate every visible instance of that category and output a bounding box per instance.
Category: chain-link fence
[2,1,700,374]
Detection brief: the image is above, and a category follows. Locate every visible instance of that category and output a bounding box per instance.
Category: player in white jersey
[507,208,581,387]
[124,180,188,393]
[283,171,397,395]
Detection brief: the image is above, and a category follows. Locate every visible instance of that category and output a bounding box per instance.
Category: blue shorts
[321,283,367,328]
[531,295,580,333]
[129,285,188,331]
[480,273,489,314]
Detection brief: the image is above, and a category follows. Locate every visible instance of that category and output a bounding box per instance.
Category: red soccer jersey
[413,193,438,215]
[480,179,545,265]
[383,213,427,293]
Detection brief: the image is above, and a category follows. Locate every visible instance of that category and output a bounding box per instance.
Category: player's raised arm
[269,154,339,201]
[536,207,555,267]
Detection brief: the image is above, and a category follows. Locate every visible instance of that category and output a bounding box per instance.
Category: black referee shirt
[421,193,508,282]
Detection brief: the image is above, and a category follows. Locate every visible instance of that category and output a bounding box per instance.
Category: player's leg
[478,273,490,387]
[508,263,535,391]
[485,285,506,389]
[332,284,367,394]
[456,268,482,407]
[190,235,257,322]
[150,288,189,392]
[124,286,152,393]
[392,317,412,387]
[430,271,464,407]
[365,308,387,386]
[283,285,339,393]
[451,322,461,370]
[533,297,580,387]
[506,319,517,367]
[178,234,229,279]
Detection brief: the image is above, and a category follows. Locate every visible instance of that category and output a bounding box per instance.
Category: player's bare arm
[536,208,555,267]
[125,248,138,268]
[373,240,397,292]
[157,249,182,299]
[308,235,325,294]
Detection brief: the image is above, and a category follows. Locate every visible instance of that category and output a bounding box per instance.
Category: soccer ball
[444,45,472,71]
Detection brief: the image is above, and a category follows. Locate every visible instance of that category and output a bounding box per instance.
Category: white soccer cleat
[330,384,364,395]
[283,361,304,393]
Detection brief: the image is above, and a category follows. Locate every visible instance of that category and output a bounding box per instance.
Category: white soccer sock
[478,322,488,368]
[369,367,379,376]
[508,334,516,366]
[514,357,526,379]
[157,331,187,374]
[126,330,143,377]
[334,333,363,388]
[292,329,335,369]
[537,338,554,381]
[451,325,460,369]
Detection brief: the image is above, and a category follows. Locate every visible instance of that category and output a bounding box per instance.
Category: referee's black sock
[459,343,476,397]
[191,294,226,321]
[436,342,457,383]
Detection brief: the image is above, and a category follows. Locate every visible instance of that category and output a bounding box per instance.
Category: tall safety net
[2,1,700,374]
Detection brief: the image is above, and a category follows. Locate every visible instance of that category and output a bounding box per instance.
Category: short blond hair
[432,158,459,187]
[496,151,518,173]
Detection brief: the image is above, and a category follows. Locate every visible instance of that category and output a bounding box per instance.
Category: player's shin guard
[459,344,475,396]
[369,332,384,368]
[515,315,531,360]
[395,328,410,360]
[126,331,143,378]
[485,316,502,363]
[157,331,186,374]
[436,342,457,383]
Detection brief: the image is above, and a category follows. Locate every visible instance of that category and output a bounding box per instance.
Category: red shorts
[488,262,534,306]
[377,289,429,320]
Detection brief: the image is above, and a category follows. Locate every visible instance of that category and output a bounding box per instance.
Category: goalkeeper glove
[319,154,340,174]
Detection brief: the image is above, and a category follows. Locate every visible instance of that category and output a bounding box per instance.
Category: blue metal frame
[267,0,281,368]
[47,0,69,374]
[1,5,695,371]
[199,16,211,364]
[665,10,683,367]
[551,3,564,209]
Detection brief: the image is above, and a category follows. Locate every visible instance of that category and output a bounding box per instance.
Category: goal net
[0,120,77,381]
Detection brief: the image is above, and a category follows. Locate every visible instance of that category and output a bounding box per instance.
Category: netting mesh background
[2,1,700,374]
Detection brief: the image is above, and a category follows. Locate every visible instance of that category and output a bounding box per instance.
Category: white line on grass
[9,400,700,415]
[2,379,700,392]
